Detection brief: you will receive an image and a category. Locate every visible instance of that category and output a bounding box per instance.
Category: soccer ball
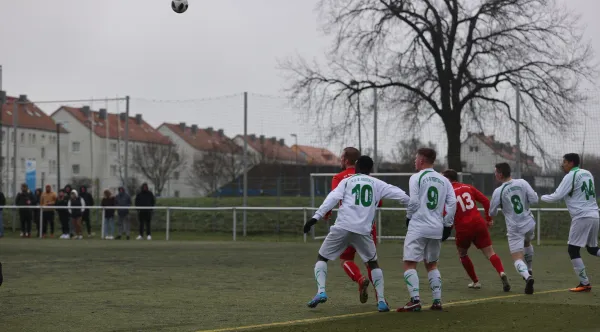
[171,0,188,14]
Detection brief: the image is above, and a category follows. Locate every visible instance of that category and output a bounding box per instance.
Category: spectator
[41,184,57,238]
[63,184,73,236]
[0,190,5,238]
[15,183,34,238]
[78,185,94,237]
[135,183,155,240]
[101,189,116,240]
[115,186,132,240]
[55,190,71,239]
[68,190,85,240]
[33,188,42,237]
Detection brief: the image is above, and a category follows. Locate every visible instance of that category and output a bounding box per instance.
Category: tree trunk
[443,113,463,172]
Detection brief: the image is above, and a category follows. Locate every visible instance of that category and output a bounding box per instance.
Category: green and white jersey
[489,179,538,234]
[541,167,599,221]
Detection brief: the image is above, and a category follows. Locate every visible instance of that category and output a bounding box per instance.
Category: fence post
[536,208,541,246]
[39,206,43,238]
[101,207,105,239]
[242,207,246,237]
[232,208,237,241]
[166,207,170,241]
[303,208,307,243]
[377,209,382,244]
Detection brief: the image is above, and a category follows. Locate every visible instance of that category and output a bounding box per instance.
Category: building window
[174,190,180,198]
[110,142,117,152]
[72,141,80,152]
[110,165,117,176]
[20,158,24,167]
[11,157,14,167]
[11,131,14,142]
[1,130,4,140]
[41,134,45,143]
[41,147,45,159]
[20,132,24,143]
[173,171,180,180]
[72,164,80,174]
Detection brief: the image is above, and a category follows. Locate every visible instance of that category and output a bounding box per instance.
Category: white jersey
[489,179,538,234]
[541,167,599,221]
[406,168,457,239]
[313,174,410,235]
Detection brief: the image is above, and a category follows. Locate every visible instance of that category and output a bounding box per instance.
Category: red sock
[342,261,363,283]
[460,255,478,282]
[489,254,505,274]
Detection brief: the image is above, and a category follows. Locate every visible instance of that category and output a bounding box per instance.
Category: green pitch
[1,239,599,331]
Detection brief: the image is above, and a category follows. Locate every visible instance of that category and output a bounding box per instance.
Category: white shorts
[318,226,377,262]
[507,225,535,254]
[568,218,599,247]
[403,232,441,263]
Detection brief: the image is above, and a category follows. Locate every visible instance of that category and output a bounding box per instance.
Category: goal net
[309,172,473,242]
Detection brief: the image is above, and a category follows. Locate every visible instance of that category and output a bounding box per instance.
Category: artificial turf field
[1,238,600,332]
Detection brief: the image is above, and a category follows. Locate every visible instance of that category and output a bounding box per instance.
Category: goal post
[309,172,472,242]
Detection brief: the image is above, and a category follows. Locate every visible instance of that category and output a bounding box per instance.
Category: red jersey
[450,182,491,232]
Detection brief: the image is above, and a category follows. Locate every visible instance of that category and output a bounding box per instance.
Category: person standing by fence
[78,186,94,237]
[33,188,42,237]
[16,184,35,238]
[68,190,85,240]
[41,185,57,238]
[135,183,155,240]
[115,187,132,240]
[0,190,5,238]
[102,189,116,240]
[55,190,71,239]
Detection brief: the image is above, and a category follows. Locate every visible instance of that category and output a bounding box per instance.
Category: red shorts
[340,224,378,261]
[455,222,492,250]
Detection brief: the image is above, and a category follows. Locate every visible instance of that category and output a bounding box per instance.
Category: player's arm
[312,178,347,221]
[471,185,492,221]
[443,179,457,228]
[489,189,501,217]
[378,182,410,205]
[323,174,342,220]
[541,173,571,203]
[406,175,419,219]
[522,180,539,205]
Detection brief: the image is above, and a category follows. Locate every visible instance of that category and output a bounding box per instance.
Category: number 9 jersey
[489,179,539,234]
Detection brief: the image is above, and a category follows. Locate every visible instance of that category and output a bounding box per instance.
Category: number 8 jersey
[312,174,410,235]
[489,179,539,234]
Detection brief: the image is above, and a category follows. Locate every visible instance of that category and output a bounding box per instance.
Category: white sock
[514,259,531,280]
[404,269,420,301]
[571,258,590,285]
[524,246,534,271]
[314,261,328,293]
[428,269,442,302]
[370,268,385,303]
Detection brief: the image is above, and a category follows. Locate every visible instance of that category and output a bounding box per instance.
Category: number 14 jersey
[312,174,410,235]
[489,179,539,234]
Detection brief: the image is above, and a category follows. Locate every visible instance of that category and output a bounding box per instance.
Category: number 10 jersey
[489,179,539,235]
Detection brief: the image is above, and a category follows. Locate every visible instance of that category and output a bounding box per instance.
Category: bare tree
[188,142,244,196]
[282,0,596,171]
[131,142,186,196]
[390,138,438,165]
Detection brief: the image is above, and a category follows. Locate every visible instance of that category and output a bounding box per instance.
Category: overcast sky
[1,0,599,163]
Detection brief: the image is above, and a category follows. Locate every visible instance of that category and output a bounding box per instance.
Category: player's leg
[569,218,596,292]
[585,218,600,258]
[424,239,443,310]
[455,231,479,287]
[397,234,425,312]
[508,231,534,294]
[308,227,349,308]
[340,247,369,304]
[475,224,510,292]
[352,233,388,312]
[0,261,3,287]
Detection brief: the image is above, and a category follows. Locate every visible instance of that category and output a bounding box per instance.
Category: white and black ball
[172,0,189,14]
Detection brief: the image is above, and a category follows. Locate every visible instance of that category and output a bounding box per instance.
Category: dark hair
[563,153,580,167]
[495,162,511,178]
[442,169,458,182]
[355,155,374,175]
[343,147,360,165]
[58,189,65,194]
[417,148,436,164]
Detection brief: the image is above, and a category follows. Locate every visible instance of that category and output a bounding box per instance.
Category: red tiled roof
[56,106,170,144]
[237,134,302,163]
[2,96,68,133]
[160,123,241,154]
[469,132,540,168]
[292,145,340,166]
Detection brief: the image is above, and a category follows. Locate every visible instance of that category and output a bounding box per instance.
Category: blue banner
[25,159,36,190]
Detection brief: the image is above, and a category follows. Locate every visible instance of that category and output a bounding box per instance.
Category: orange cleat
[569,283,592,292]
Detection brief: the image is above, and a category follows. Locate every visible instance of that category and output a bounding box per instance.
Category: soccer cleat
[501,273,511,292]
[147,235,152,240]
[377,301,390,312]
[468,281,481,289]
[307,292,328,308]
[525,276,534,295]
[136,235,143,240]
[430,300,443,311]
[396,300,422,312]
[358,277,370,304]
[569,283,592,292]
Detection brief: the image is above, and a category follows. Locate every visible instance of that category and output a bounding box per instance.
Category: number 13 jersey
[451,182,491,232]
[489,179,539,234]
[407,169,457,239]
[312,174,410,235]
